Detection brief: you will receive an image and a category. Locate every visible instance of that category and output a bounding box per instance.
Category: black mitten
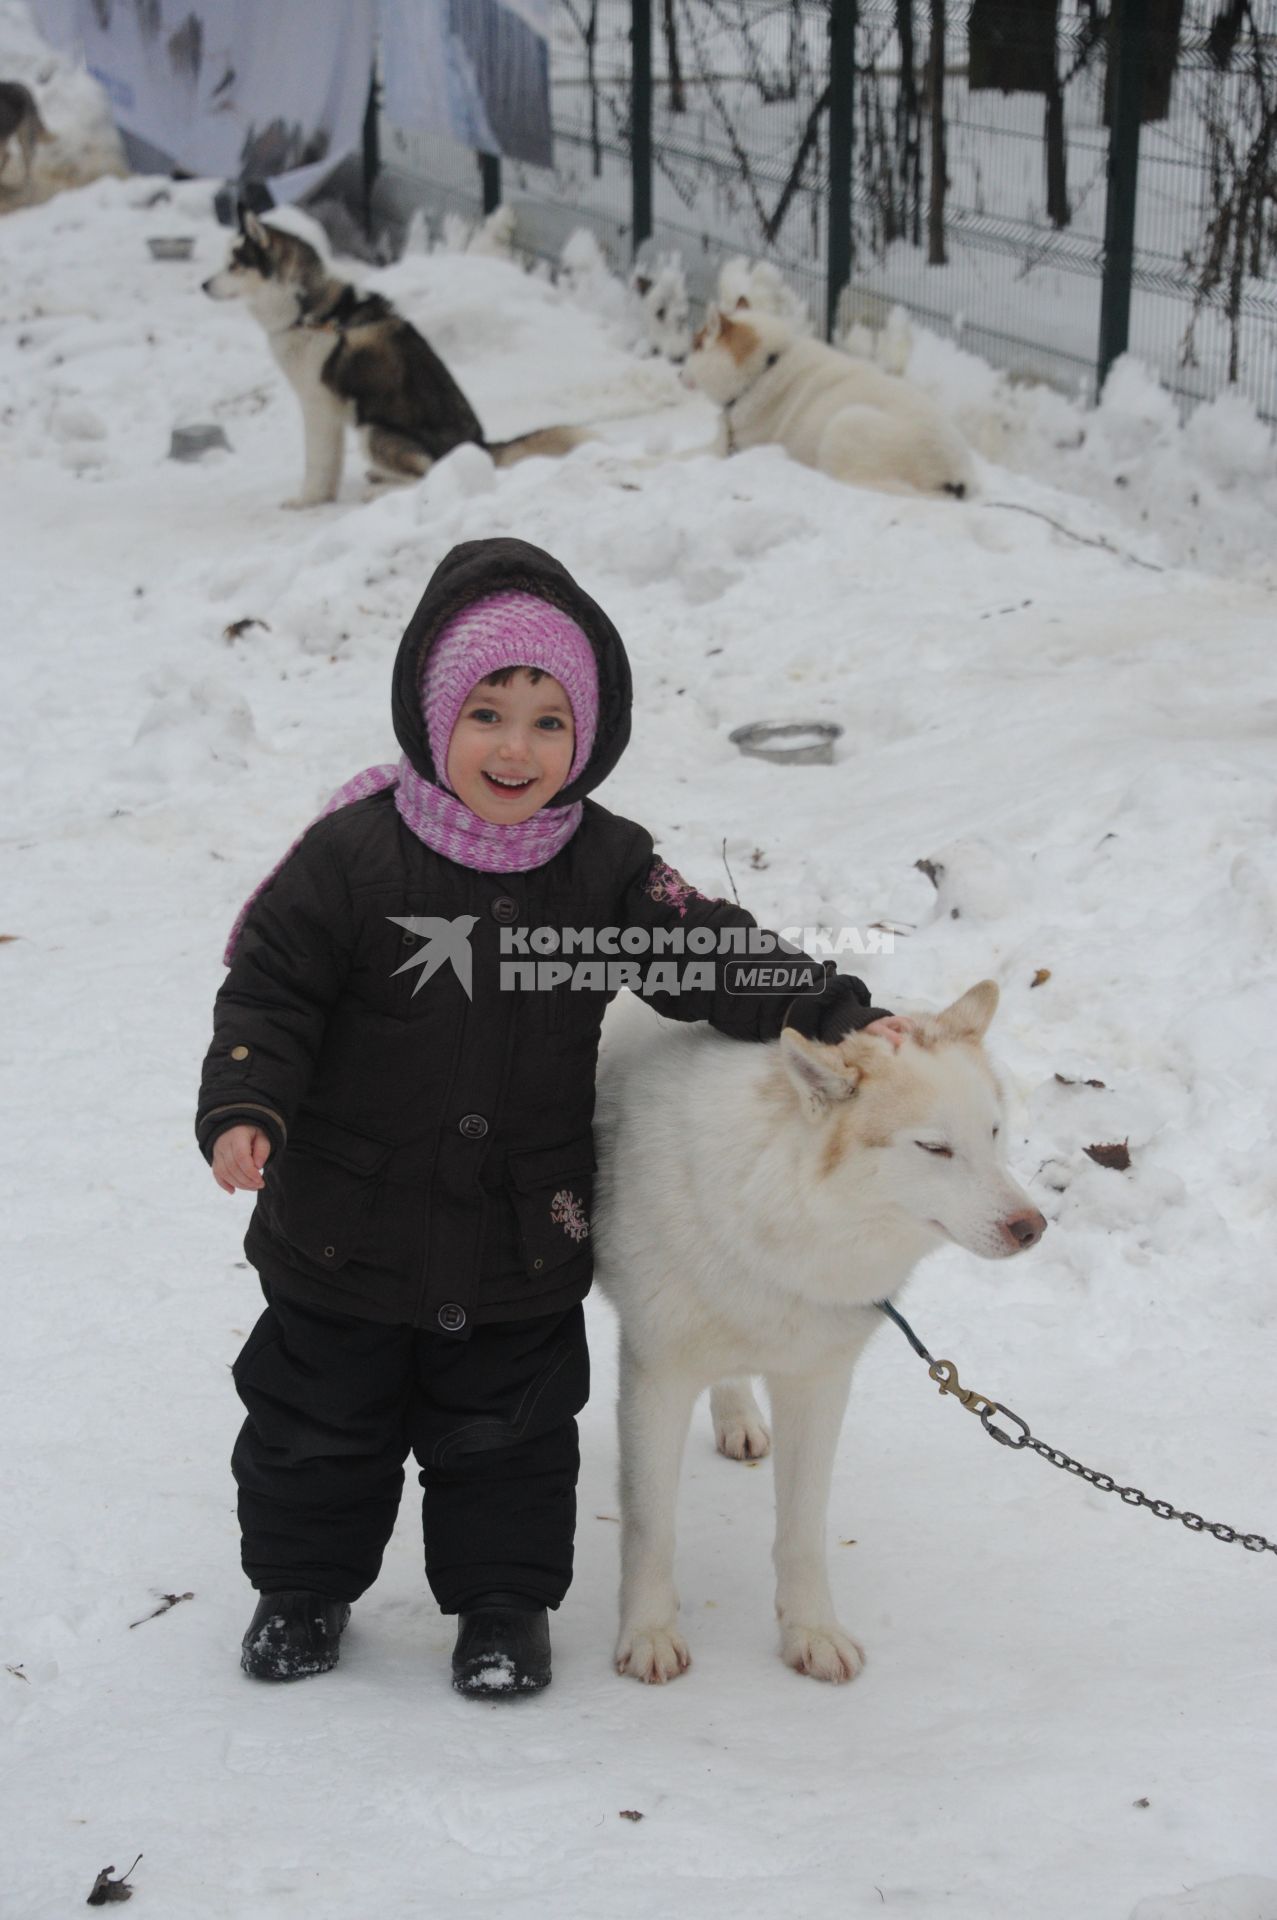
[783,969,892,1044]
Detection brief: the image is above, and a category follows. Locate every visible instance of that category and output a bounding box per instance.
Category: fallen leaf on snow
[86,1855,141,1904]
[1030,968,1051,988]
[1085,1140,1131,1171]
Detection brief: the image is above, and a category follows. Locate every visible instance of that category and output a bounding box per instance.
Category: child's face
[445,668,576,824]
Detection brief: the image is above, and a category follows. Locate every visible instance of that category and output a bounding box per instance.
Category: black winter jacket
[196,539,826,1336]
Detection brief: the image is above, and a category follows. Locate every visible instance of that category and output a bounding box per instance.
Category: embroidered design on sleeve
[550,1189,591,1243]
[643,858,711,920]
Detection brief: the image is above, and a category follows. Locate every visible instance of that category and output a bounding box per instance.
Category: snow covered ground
[2,24,1277,1918]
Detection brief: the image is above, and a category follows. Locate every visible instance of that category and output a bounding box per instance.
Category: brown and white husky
[203,210,586,507]
[0,82,53,195]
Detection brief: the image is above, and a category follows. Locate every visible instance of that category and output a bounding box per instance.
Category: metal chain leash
[877,1301,1277,1558]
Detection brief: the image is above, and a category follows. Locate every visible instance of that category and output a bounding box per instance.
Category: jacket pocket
[507,1137,597,1278]
[264,1114,392,1271]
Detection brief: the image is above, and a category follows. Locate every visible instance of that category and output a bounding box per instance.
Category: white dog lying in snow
[682,301,974,498]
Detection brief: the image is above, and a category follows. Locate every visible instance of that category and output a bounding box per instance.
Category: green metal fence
[374,0,1277,419]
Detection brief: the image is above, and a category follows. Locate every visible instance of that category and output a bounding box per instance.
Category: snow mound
[1130,1879,1277,1920]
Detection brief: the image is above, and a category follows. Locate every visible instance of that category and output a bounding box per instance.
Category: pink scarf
[222,757,581,962]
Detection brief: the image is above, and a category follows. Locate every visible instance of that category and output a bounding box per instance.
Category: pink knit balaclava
[423,590,599,791]
[224,591,600,962]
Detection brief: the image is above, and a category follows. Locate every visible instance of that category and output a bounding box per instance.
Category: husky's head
[681,301,796,403]
[716,255,812,333]
[630,257,692,363]
[779,981,1046,1262]
[202,209,329,330]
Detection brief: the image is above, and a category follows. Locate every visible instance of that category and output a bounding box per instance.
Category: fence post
[631,0,653,254]
[1096,0,1146,394]
[826,0,857,340]
[361,66,380,242]
[478,150,503,215]
[480,151,502,215]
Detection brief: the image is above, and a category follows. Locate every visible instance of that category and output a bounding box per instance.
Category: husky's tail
[487,424,590,467]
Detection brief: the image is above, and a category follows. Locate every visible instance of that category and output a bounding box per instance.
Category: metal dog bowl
[147,236,195,261]
[729,721,843,766]
[169,423,231,462]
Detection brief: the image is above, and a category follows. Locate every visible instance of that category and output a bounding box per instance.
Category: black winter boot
[451,1594,552,1697]
[241,1590,352,1681]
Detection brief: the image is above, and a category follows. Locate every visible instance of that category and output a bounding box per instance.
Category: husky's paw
[281,493,333,510]
[710,1383,771,1460]
[615,1624,691,1684]
[780,1623,865,1684]
[714,1410,772,1460]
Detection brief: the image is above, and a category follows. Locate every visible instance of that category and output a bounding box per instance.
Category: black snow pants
[230,1281,590,1612]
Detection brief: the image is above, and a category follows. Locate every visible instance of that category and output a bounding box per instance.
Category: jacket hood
[391,538,633,806]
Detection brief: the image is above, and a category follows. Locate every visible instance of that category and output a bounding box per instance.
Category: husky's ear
[780,1029,863,1122]
[933,980,999,1044]
[242,209,271,247]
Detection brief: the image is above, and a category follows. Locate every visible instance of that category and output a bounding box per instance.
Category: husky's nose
[1001,1208,1047,1251]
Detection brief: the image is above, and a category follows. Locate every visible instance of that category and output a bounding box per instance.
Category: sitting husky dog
[0,81,52,194]
[204,210,586,507]
[683,301,973,498]
[593,981,1045,1684]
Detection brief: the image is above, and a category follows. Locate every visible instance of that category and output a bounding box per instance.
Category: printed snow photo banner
[25,0,80,55]
[379,0,553,170]
[70,0,374,198]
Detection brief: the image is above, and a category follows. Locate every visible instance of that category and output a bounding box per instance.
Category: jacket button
[323,1245,336,1259]
[230,1045,250,1061]
[459,1113,488,1140]
[490,895,519,924]
[437,1302,466,1332]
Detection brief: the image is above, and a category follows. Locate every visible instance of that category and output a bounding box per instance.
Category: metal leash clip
[928,1359,1030,1447]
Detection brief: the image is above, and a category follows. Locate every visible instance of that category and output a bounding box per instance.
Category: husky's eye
[655,305,666,321]
[915,1141,953,1157]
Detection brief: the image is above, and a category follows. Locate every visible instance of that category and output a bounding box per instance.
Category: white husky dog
[593,981,1045,1684]
[682,302,974,498]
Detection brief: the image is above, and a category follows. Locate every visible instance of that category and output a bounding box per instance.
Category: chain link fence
[373,1,1277,419]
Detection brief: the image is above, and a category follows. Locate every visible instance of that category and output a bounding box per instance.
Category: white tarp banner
[25,0,81,55]
[379,0,553,170]
[73,0,374,198]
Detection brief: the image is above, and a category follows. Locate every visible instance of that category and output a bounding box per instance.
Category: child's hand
[863,1015,914,1052]
[212,1125,272,1194]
